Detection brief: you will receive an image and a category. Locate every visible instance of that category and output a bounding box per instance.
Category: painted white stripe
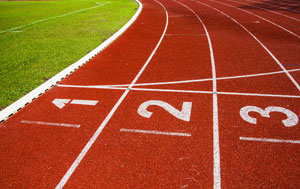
[172,1,221,188]
[193,0,300,92]
[228,0,300,22]
[70,100,98,106]
[0,0,141,122]
[240,137,300,144]
[244,0,300,14]
[56,84,300,98]
[73,68,300,88]
[21,120,80,128]
[55,0,167,188]
[120,128,191,137]
[0,2,110,34]
[210,0,300,39]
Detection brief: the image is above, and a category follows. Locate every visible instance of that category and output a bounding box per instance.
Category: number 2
[240,106,298,127]
[138,100,192,122]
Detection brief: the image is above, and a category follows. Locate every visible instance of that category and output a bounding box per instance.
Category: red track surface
[1,0,299,188]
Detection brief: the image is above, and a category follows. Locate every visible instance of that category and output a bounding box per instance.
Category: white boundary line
[0,2,111,34]
[66,68,300,88]
[55,0,167,187]
[240,136,300,144]
[227,0,300,22]
[0,0,142,123]
[172,1,221,188]
[209,0,300,39]
[192,0,300,93]
[21,120,80,128]
[244,0,300,14]
[56,84,300,98]
[120,128,191,137]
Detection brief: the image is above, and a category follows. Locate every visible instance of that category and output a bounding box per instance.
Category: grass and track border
[0,0,142,122]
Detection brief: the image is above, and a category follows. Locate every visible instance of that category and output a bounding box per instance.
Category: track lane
[0,1,167,188]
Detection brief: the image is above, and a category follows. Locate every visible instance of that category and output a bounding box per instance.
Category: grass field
[0,0,138,110]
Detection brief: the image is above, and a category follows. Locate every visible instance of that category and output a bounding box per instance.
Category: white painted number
[240,106,298,127]
[138,100,192,122]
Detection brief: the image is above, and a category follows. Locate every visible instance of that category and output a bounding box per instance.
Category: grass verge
[0,0,138,110]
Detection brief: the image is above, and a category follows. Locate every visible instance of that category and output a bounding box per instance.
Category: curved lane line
[209,0,300,39]
[57,68,300,88]
[191,0,300,92]
[172,0,221,188]
[244,0,300,14]
[55,0,169,188]
[227,0,300,22]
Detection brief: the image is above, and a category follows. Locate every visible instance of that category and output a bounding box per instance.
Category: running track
[1,0,300,188]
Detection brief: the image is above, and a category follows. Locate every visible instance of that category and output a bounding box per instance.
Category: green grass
[0,0,138,110]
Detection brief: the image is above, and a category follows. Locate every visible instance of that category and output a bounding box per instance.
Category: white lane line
[0,2,110,34]
[120,128,191,137]
[227,0,300,22]
[193,0,300,93]
[172,1,221,188]
[244,0,300,14]
[20,120,80,128]
[240,136,300,144]
[55,0,168,188]
[209,0,300,39]
[165,33,206,36]
[57,84,300,98]
[69,68,300,88]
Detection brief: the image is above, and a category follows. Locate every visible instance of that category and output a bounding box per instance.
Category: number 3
[240,106,298,127]
[138,100,192,122]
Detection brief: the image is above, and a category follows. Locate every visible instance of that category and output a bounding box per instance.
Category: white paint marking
[193,0,300,92]
[0,2,110,34]
[165,33,206,36]
[228,0,300,22]
[55,0,167,188]
[10,30,23,33]
[70,99,98,106]
[52,99,71,109]
[172,0,221,188]
[21,120,80,128]
[138,100,192,122]
[209,0,300,39]
[74,68,300,88]
[245,0,300,14]
[56,84,300,98]
[120,128,191,137]
[240,106,298,127]
[240,137,300,144]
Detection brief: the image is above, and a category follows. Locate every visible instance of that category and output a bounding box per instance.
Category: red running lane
[0,0,300,188]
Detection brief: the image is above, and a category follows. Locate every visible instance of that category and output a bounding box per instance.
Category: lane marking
[244,0,300,14]
[56,84,300,98]
[0,2,111,34]
[67,68,300,88]
[172,0,221,188]
[120,128,191,137]
[20,120,80,128]
[165,33,206,36]
[227,0,300,22]
[192,0,300,92]
[55,0,168,188]
[70,100,98,106]
[209,0,300,39]
[240,137,300,144]
[52,99,98,109]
